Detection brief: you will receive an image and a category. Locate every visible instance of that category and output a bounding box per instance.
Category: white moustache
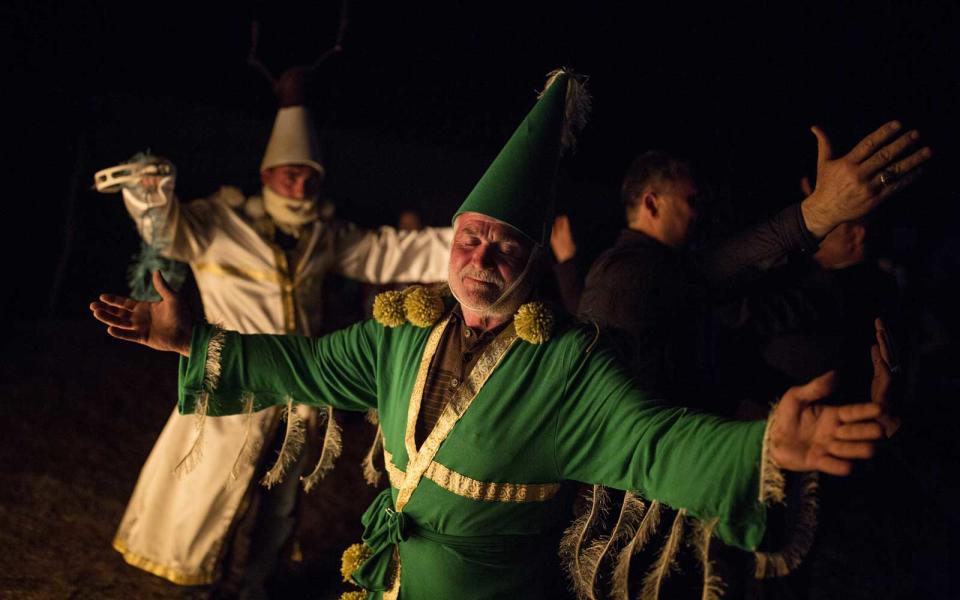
[460,268,504,288]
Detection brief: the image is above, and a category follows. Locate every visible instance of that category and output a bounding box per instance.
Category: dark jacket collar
[614,228,672,251]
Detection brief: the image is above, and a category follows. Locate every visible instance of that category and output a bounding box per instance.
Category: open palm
[770,372,882,475]
[89,271,193,356]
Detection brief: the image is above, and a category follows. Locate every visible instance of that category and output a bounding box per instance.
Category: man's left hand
[801,121,931,238]
[769,371,887,475]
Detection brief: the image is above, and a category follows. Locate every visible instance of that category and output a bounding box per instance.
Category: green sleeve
[178,320,382,416]
[554,333,767,550]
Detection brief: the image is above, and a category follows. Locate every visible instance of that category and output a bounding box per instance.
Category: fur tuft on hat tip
[540,68,591,154]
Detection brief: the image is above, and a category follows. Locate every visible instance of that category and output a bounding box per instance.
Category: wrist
[761,403,787,503]
[800,194,833,239]
[175,324,195,357]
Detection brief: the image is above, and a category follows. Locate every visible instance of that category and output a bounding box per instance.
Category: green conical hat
[453,69,589,244]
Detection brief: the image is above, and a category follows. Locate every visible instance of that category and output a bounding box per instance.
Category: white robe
[112,174,452,584]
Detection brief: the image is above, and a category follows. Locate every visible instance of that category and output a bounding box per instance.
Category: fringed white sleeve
[230,392,259,480]
[172,326,226,478]
[639,508,686,600]
[759,401,786,504]
[559,484,610,600]
[755,399,820,578]
[301,405,343,493]
[260,396,306,489]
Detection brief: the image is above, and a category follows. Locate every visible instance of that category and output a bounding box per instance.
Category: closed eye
[456,235,481,247]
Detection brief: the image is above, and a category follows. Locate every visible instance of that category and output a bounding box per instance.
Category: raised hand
[801,121,932,238]
[89,271,193,356]
[550,214,577,263]
[768,371,886,476]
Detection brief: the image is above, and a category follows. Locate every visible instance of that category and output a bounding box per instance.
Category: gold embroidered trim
[385,449,560,502]
[270,248,297,334]
[402,317,451,465]
[383,449,406,489]
[112,537,216,586]
[396,323,519,511]
[423,461,560,502]
[193,261,284,284]
[193,257,294,332]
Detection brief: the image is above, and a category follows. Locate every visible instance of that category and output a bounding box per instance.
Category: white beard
[262,186,319,236]
[449,246,542,319]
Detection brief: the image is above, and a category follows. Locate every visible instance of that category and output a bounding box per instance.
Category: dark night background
[1,0,959,598]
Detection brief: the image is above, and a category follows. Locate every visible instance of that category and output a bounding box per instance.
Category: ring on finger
[879,169,898,185]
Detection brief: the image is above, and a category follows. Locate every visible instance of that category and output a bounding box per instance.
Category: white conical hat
[260,105,325,176]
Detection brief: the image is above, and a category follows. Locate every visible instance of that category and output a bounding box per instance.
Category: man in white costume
[103,78,452,594]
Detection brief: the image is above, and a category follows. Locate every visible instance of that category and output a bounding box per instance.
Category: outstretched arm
[107,157,225,262]
[556,323,896,549]
[90,271,381,415]
[700,121,931,288]
[334,223,453,284]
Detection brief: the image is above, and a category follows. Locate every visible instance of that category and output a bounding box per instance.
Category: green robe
[179,311,769,599]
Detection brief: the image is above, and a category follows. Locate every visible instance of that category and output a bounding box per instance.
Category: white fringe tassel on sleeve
[172,326,225,478]
[260,396,305,489]
[301,405,343,493]
[362,424,384,487]
[610,497,661,600]
[230,392,260,480]
[560,484,610,600]
[693,518,725,600]
[639,508,686,600]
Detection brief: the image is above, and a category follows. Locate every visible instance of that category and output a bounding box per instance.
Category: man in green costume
[90,70,893,600]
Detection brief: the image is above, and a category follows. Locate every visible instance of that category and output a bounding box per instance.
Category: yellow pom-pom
[339,591,368,600]
[340,543,373,583]
[372,290,406,327]
[514,301,554,344]
[403,286,444,328]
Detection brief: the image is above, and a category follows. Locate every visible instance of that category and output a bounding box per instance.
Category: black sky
[3,0,958,322]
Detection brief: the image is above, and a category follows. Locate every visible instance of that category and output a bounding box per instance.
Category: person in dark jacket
[579,121,927,412]
[575,122,927,598]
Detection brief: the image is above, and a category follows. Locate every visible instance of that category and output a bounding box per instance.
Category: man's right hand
[800,120,932,238]
[89,271,193,356]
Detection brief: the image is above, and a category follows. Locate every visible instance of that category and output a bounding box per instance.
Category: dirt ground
[0,318,379,599]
